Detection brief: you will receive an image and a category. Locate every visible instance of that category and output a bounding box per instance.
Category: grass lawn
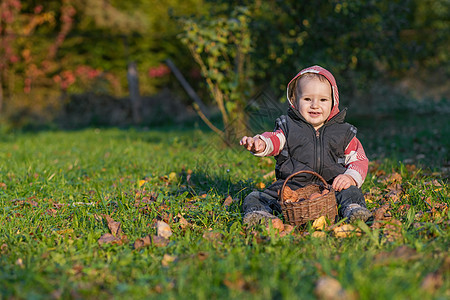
[0,111,448,299]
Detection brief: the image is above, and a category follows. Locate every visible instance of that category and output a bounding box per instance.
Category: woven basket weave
[279,170,337,226]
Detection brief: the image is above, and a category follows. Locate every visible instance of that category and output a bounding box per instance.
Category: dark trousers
[242,185,366,218]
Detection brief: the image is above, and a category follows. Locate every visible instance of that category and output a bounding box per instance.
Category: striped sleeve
[343,137,369,188]
[253,129,286,157]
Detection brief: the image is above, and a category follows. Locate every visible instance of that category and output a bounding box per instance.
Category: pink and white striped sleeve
[253,129,286,157]
[343,137,369,188]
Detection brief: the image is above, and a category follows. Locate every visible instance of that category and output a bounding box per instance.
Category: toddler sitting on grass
[240,65,372,226]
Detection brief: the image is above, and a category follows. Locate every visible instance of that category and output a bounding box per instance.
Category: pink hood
[286,65,340,120]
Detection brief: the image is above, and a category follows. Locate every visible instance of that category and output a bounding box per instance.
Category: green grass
[0,113,449,299]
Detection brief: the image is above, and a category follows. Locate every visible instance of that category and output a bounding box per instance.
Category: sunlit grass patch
[0,118,448,298]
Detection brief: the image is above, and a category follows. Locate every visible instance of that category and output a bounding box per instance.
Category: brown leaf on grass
[313,216,327,231]
[134,235,152,249]
[12,198,39,208]
[161,254,177,267]
[152,235,169,247]
[196,251,209,261]
[256,182,266,189]
[15,258,24,268]
[284,224,295,234]
[373,204,392,222]
[423,197,449,215]
[1,243,8,254]
[176,213,190,229]
[0,182,7,189]
[103,215,123,237]
[374,245,419,264]
[222,195,234,208]
[312,231,327,238]
[98,233,123,245]
[333,224,362,238]
[156,221,172,239]
[382,172,403,184]
[265,218,285,235]
[263,170,275,180]
[398,204,411,213]
[46,208,58,216]
[134,234,169,249]
[202,230,224,241]
[314,276,352,300]
[421,272,443,293]
[223,272,256,292]
[97,215,128,245]
[383,219,403,242]
[134,191,158,207]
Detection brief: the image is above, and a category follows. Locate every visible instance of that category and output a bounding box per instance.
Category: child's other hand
[332,174,356,191]
[240,136,266,154]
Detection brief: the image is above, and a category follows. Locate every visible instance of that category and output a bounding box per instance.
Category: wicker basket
[279,170,337,226]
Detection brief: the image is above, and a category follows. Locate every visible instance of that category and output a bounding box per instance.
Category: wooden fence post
[127,61,141,124]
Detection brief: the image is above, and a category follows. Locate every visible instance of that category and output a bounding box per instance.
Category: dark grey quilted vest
[274,107,357,185]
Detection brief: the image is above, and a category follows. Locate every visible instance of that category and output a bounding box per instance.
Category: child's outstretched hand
[240,136,266,154]
[332,174,356,191]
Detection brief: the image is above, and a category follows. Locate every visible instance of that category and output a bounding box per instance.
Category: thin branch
[192,103,224,137]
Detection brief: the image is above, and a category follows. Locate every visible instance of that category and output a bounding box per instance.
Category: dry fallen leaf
[134,235,152,250]
[373,204,392,222]
[284,224,295,234]
[156,220,172,239]
[266,218,284,234]
[382,172,403,184]
[223,272,255,292]
[161,254,177,267]
[313,216,327,231]
[421,272,443,293]
[256,182,266,189]
[98,233,122,245]
[196,251,209,261]
[314,276,350,300]
[222,195,234,208]
[152,235,169,247]
[98,215,128,245]
[202,230,224,241]
[103,215,123,237]
[312,231,327,238]
[333,224,361,238]
[384,219,403,242]
[176,213,189,229]
[15,258,24,268]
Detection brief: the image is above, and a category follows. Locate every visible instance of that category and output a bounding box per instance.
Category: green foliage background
[0,0,448,128]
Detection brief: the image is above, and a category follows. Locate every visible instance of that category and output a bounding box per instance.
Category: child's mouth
[309,112,321,117]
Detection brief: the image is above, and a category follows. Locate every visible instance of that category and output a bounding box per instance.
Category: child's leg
[335,186,372,222]
[242,191,281,225]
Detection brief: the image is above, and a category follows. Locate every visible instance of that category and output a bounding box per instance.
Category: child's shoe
[343,203,372,222]
[243,210,277,226]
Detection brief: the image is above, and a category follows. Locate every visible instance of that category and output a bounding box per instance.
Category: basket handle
[279,170,329,203]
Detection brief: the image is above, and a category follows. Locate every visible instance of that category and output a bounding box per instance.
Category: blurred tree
[206,0,448,104]
[178,6,254,143]
[0,0,206,126]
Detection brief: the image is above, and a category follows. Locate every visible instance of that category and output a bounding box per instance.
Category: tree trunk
[225,103,249,145]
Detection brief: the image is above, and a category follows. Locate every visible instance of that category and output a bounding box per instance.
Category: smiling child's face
[295,76,333,130]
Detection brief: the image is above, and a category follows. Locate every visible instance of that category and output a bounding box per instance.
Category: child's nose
[310,99,319,108]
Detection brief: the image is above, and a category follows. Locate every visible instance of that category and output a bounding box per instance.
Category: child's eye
[320,98,329,102]
[304,98,311,101]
